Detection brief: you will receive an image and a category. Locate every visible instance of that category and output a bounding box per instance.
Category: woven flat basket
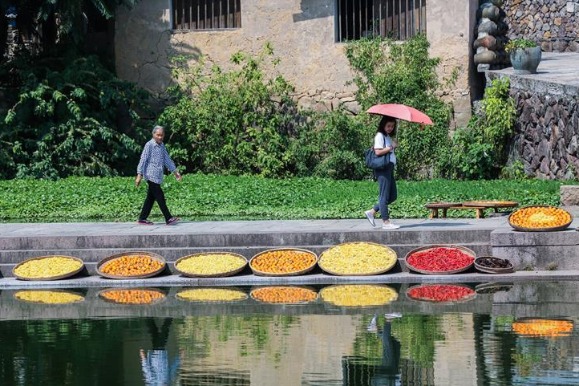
[318,241,398,276]
[96,251,166,279]
[174,252,248,278]
[249,248,318,277]
[12,255,85,281]
[404,244,476,275]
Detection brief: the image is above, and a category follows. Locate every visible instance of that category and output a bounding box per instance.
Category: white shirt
[373,133,397,164]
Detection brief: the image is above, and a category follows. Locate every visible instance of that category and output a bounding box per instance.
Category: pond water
[1,281,579,386]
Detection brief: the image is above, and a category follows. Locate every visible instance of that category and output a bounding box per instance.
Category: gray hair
[152,125,164,135]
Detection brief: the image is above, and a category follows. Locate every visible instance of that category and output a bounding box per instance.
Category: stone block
[560,185,579,205]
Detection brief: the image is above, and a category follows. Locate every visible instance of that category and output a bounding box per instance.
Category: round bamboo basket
[249,248,318,277]
[318,242,397,276]
[508,205,573,232]
[12,255,85,281]
[174,252,248,278]
[404,244,475,275]
[96,251,166,279]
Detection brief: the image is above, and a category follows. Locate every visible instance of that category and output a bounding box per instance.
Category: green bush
[344,35,452,179]
[0,55,150,179]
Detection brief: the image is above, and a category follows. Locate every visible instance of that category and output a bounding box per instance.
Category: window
[336,0,426,42]
[172,0,241,30]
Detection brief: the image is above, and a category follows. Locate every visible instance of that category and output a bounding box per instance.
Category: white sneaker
[364,210,376,227]
[385,312,403,320]
[382,223,400,230]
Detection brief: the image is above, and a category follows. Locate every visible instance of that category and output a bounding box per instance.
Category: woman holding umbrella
[364,103,433,230]
[364,115,400,230]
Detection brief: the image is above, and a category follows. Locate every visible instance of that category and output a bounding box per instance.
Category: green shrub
[0,56,150,179]
[344,35,452,179]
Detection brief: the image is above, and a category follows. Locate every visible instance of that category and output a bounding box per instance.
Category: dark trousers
[373,163,397,221]
[139,180,172,222]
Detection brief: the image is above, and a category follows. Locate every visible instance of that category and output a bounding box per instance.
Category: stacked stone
[473,0,510,72]
[502,0,579,52]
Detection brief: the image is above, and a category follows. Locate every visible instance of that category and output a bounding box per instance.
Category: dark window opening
[172,0,241,30]
[336,0,426,42]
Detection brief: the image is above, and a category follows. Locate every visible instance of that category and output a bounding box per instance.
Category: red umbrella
[367,103,433,125]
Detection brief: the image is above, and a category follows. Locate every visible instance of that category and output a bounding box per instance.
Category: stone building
[114,0,478,128]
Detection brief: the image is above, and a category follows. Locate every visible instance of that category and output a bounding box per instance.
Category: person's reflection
[367,313,402,386]
[140,318,182,386]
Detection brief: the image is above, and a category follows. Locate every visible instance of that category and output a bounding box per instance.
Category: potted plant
[505,38,542,74]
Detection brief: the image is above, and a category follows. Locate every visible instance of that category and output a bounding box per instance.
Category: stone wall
[114,0,477,127]
[502,0,579,52]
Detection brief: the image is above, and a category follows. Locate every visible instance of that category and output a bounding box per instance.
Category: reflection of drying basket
[512,318,574,337]
[174,252,248,278]
[250,286,318,304]
[12,255,85,281]
[320,284,398,307]
[96,251,166,279]
[404,244,475,275]
[14,289,85,304]
[176,287,248,303]
[249,248,318,277]
[98,288,166,305]
[318,242,397,276]
[406,283,476,304]
[508,205,573,232]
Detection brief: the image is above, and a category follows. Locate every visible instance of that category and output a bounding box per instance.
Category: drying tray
[318,242,398,276]
[96,251,166,279]
[174,252,248,278]
[508,205,573,232]
[404,244,476,275]
[250,286,318,304]
[249,248,318,277]
[474,256,514,274]
[12,255,85,281]
[406,283,476,304]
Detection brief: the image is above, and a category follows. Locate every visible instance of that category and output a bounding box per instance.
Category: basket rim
[404,244,476,275]
[406,283,476,304]
[474,256,514,274]
[174,252,248,278]
[508,205,573,232]
[249,248,318,277]
[14,289,86,304]
[318,242,398,276]
[96,251,166,280]
[12,255,85,281]
[249,285,319,304]
[175,287,248,303]
[98,287,167,305]
[319,284,399,307]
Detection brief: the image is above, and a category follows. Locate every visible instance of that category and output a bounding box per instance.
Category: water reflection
[0,282,579,385]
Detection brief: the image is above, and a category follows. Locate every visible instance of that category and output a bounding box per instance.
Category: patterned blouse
[137,139,177,184]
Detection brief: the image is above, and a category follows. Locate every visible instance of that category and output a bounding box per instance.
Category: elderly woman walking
[135,125,182,225]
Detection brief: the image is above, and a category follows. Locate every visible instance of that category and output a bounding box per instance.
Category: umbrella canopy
[367,103,433,125]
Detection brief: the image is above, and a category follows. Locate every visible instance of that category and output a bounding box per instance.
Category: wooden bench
[425,203,486,219]
[425,201,519,219]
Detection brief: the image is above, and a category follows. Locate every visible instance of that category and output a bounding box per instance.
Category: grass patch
[0,175,570,222]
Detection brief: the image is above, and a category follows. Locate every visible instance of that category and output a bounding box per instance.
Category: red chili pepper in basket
[407,247,474,272]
